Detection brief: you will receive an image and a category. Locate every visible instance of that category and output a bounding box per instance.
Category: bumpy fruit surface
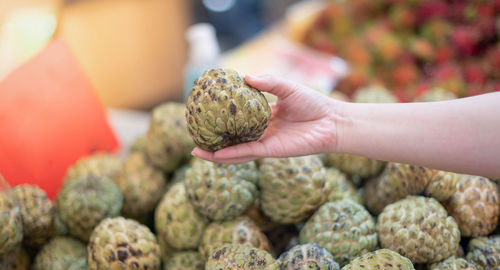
[9,248,30,270]
[414,88,457,102]
[130,134,146,153]
[164,251,204,270]
[278,243,340,270]
[64,153,122,186]
[259,156,329,224]
[325,168,361,203]
[323,153,386,183]
[199,217,271,259]
[12,185,55,247]
[32,236,86,270]
[299,199,378,266]
[466,235,500,270]
[378,196,460,264]
[342,249,414,270]
[0,191,22,256]
[145,102,195,172]
[242,199,277,232]
[185,159,258,221]
[69,258,88,270]
[185,68,271,152]
[424,171,461,202]
[115,152,166,220]
[353,85,398,103]
[88,217,161,270]
[445,176,499,237]
[205,244,279,270]
[155,182,207,250]
[57,176,123,242]
[429,257,477,270]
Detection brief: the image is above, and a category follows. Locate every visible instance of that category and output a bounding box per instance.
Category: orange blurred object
[0,38,119,200]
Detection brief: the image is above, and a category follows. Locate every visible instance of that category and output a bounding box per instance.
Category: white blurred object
[202,0,236,12]
[107,109,150,158]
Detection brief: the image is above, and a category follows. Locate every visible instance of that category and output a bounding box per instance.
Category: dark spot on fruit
[197,108,201,113]
[117,250,128,262]
[229,101,237,115]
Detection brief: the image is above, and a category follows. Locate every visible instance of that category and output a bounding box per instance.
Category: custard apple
[242,199,277,232]
[278,243,340,270]
[445,176,499,237]
[205,244,279,270]
[342,249,414,270]
[57,176,123,242]
[155,182,207,250]
[259,156,329,224]
[429,257,477,270]
[353,85,398,103]
[466,235,500,270]
[53,212,68,236]
[32,236,86,270]
[64,152,122,186]
[184,158,258,221]
[164,251,204,270]
[12,185,55,247]
[88,217,161,270]
[115,152,166,220]
[145,102,195,172]
[323,153,386,184]
[378,196,460,264]
[325,168,361,203]
[424,171,461,202]
[9,247,30,270]
[69,258,88,270]
[0,191,22,256]
[185,68,271,151]
[199,217,271,259]
[299,199,378,266]
[414,88,457,102]
[130,134,146,153]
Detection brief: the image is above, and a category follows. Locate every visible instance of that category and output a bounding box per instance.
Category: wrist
[327,98,353,154]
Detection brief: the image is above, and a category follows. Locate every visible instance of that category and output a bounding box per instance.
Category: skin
[192,75,500,178]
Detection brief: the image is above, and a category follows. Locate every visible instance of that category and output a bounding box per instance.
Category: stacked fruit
[302,0,500,101]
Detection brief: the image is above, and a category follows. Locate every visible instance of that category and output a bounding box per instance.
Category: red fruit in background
[392,61,420,87]
[451,26,480,56]
[409,37,435,62]
[432,64,466,96]
[420,19,453,45]
[335,67,372,97]
[416,0,448,23]
[434,45,454,64]
[389,5,416,30]
[304,29,337,55]
[340,37,372,66]
[463,61,487,85]
[483,46,500,79]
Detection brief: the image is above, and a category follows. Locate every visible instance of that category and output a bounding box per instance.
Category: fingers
[213,141,268,159]
[246,75,299,99]
[191,147,257,164]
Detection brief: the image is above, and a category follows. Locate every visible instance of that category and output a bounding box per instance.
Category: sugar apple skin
[299,199,378,266]
[199,217,271,259]
[32,236,86,270]
[414,88,457,102]
[259,156,329,224]
[325,168,361,203]
[323,153,386,184]
[115,152,166,220]
[164,251,204,270]
[429,257,477,270]
[155,182,208,250]
[205,244,279,270]
[342,249,414,270]
[130,134,146,153]
[57,176,123,242]
[378,196,461,264]
[353,85,399,103]
[12,185,55,247]
[278,243,340,270]
[0,191,23,256]
[184,158,258,221]
[63,152,122,187]
[424,170,461,202]
[145,102,195,172]
[185,68,271,152]
[88,217,161,270]
[466,235,500,270]
[69,258,88,270]
[9,247,30,270]
[445,175,499,237]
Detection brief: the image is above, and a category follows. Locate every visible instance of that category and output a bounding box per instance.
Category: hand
[192,75,341,164]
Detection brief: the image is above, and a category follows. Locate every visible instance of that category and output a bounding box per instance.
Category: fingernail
[246,75,258,80]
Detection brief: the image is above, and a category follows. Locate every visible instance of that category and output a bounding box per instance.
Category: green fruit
[185,159,258,221]
[466,235,500,270]
[299,199,378,266]
[325,168,361,203]
[424,171,460,202]
[353,85,398,103]
[414,88,457,102]
[144,102,195,172]
[32,236,86,270]
[378,196,460,264]
[205,244,279,270]
[53,213,68,236]
[259,156,329,224]
[199,217,271,259]
[9,248,30,270]
[323,153,386,184]
[88,217,161,270]
[342,249,414,270]
[57,176,123,242]
[130,134,146,153]
[115,152,166,220]
[64,153,122,186]
[155,182,207,250]
[278,243,340,270]
[164,251,204,270]
[429,257,477,270]
[0,191,23,256]
[12,185,55,247]
[185,68,271,152]
[69,258,88,270]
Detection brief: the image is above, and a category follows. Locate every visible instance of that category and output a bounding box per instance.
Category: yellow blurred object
[0,0,61,80]
[59,0,190,109]
[285,0,326,43]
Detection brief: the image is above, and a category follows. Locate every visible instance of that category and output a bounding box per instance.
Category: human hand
[191,75,341,164]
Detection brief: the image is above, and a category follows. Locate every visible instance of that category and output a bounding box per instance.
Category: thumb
[245,75,298,99]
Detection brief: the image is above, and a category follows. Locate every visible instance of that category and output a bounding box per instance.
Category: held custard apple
[144,102,195,172]
[12,185,55,247]
[299,199,378,266]
[429,257,477,270]
[63,152,122,186]
[32,236,86,270]
[185,68,271,151]
[56,176,123,242]
[259,156,329,224]
[0,191,22,256]
[164,251,204,270]
[199,217,271,259]
[277,243,340,270]
[342,249,414,270]
[88,217,161,270]
[155,182,208,251]
[205,244,279,270]
[466,235,500,270]
[377,196,460,264]
[184,158,258,221]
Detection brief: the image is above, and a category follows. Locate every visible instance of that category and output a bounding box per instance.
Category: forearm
[335,92,500,178]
